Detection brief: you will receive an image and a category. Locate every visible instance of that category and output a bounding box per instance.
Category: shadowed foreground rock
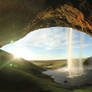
[0,50,66,92]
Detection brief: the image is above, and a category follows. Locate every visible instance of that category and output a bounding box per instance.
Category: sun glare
[11,48,31,60]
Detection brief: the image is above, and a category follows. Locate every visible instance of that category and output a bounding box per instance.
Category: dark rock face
[0,0,92,46]
[84,57,92,66]
[28,4,92,34]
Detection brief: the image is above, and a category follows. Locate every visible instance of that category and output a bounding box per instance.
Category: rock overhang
[0,0,92,47]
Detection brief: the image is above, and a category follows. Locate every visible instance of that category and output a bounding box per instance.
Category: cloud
[13,27,70,50]
[2,27,92,51]
[9,27,92,50]
[1,27,92,60]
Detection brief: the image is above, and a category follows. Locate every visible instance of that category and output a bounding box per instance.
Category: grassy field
[0,50,92,92]
[32,60,66,69]
[31,58,90,70]
[0,50,70,92]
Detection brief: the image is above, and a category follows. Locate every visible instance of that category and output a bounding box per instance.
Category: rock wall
[0,0,92,46]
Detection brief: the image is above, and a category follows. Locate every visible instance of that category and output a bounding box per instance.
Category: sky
[1,27,92,60]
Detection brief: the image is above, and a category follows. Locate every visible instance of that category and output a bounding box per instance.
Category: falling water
[79,32,84,75]
[67,28,73,77]
[67,28,84,77]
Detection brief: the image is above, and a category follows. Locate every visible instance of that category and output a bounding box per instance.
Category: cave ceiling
[0,0,92,46]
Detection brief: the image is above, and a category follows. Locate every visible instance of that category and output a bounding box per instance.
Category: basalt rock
[0,0,92,46]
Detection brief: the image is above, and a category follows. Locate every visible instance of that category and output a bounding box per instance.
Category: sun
[12,48,31,60]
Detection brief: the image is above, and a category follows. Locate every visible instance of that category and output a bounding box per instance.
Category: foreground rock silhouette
[0,50,67,92]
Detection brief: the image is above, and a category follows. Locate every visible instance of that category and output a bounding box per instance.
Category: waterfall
[79,32,84,75]
[67,28,73,77]
[67,28,84,77]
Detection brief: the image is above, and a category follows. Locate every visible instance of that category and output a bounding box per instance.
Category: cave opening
[1,27,92,88]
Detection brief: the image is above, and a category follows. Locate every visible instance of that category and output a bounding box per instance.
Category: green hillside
[0,50,92,92]
[0,50,69,92]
